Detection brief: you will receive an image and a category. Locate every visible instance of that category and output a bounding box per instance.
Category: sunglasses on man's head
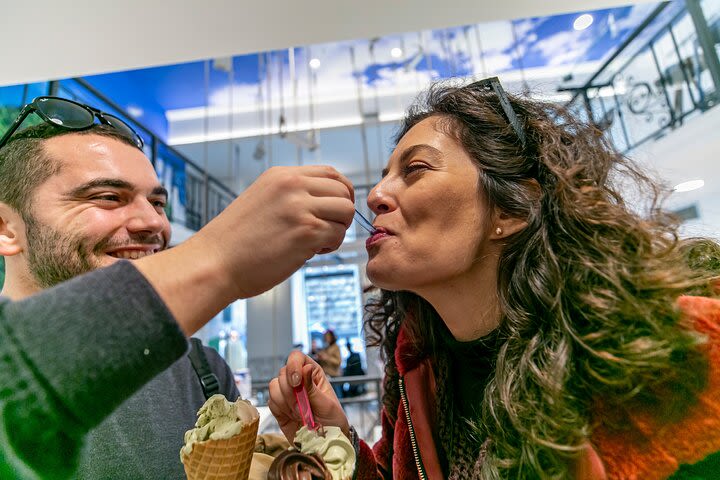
[465,76,527,148]
[0,96,144,151]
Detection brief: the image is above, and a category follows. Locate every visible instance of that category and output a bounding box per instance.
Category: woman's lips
[366,228,391,248]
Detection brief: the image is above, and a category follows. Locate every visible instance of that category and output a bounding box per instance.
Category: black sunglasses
[466,77,527,148]
[0,96,144,150]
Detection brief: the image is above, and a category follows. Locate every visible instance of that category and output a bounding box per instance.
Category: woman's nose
[367,179,396,215]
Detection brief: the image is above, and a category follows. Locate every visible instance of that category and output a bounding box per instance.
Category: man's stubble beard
[23,212,102,289]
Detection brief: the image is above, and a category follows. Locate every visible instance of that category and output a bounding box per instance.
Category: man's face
[22,133,171,288]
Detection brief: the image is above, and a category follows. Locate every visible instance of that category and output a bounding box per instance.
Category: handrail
[68,77,238,199]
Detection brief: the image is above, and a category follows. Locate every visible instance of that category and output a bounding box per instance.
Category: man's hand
[194,165,355,299]
[135,165,354,335]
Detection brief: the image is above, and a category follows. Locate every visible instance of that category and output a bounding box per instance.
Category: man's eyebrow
[152,186,169,199]
[65,178,167,199]
[382,144,443,177]
[66,179,134,197]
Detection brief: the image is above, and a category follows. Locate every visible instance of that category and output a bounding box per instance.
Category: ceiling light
[673,179,705,192]
[390,47,403,59]
[573,14,594,31]
[309,58,321,69]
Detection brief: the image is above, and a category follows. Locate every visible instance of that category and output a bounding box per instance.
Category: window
[292,264,365,367]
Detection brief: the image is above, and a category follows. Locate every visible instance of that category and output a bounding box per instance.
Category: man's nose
[126,198,166,234]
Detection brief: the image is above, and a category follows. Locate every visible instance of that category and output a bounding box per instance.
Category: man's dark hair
[0,123,139,216]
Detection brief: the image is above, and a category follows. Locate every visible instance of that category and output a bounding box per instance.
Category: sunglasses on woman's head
[0,96,144,150]
[466,77,527,148]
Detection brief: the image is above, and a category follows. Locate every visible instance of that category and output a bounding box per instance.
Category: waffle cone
[182,417,259,480]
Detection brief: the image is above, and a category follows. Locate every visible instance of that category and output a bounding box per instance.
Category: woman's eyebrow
[382,144,443,177]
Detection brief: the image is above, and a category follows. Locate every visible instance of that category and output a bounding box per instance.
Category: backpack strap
[188,337,220,400]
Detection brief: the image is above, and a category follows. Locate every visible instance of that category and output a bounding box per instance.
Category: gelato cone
[181,394,260,480]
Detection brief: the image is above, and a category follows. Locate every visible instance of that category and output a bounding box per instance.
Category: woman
[316,330,342,377]
[269,78,720,479]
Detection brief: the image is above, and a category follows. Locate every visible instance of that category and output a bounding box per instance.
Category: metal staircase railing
[559,0,720,153]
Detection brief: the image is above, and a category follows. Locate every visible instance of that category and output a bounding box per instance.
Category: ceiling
[1,0,654,87]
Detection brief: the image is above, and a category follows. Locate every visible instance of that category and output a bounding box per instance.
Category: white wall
[246,278,294,380]
[629,105,720,239]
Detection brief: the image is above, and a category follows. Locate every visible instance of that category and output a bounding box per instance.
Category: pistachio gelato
[181,394,259,458]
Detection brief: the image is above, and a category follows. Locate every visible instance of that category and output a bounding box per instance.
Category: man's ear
[0,203,26,256]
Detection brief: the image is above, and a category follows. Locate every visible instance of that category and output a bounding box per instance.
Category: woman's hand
[269,351,350,443]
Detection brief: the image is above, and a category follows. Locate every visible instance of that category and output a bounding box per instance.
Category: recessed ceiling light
[309,58,321,69]
[673,179,705,192]
[573,14,594,31]
[390,47,403,59]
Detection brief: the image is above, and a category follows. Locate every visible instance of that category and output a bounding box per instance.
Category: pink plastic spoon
[293,384,318,431]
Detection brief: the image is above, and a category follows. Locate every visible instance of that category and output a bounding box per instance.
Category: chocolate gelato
[267,449,332,480]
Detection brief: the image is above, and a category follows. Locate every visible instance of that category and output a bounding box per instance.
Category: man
[0,120,239,478]
[0,110,352,478]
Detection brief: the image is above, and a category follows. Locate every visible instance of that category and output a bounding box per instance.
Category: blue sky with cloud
[78,2,662,140]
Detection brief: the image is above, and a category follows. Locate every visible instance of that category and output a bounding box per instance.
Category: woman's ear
[491,179,540,239]
[491,212,528,239]
[0,203,26,256]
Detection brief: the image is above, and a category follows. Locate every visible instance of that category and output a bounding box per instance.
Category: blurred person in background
[316,329,342,378]
[309,337,320,358]
[316,329,342,398]
[342,339,366,398]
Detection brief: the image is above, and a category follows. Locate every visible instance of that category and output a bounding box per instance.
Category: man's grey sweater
[76,346,239,479]
[0,261,237,479]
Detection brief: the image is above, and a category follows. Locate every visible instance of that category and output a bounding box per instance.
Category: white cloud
[512,18,541,39]
[528,28,595,67]
[475,21,518,55]
[613,3,659,33]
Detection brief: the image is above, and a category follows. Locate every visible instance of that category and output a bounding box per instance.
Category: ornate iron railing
[561,0,720,153]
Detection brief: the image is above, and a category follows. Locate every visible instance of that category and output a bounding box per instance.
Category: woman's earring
[495,227,503,236]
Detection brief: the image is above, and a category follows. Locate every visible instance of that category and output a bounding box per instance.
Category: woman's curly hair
[365,80,719,478]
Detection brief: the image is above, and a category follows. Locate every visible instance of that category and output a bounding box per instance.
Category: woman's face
[366,116,495,293]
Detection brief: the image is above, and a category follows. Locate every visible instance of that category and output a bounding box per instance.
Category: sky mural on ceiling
[66,2,664,142]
